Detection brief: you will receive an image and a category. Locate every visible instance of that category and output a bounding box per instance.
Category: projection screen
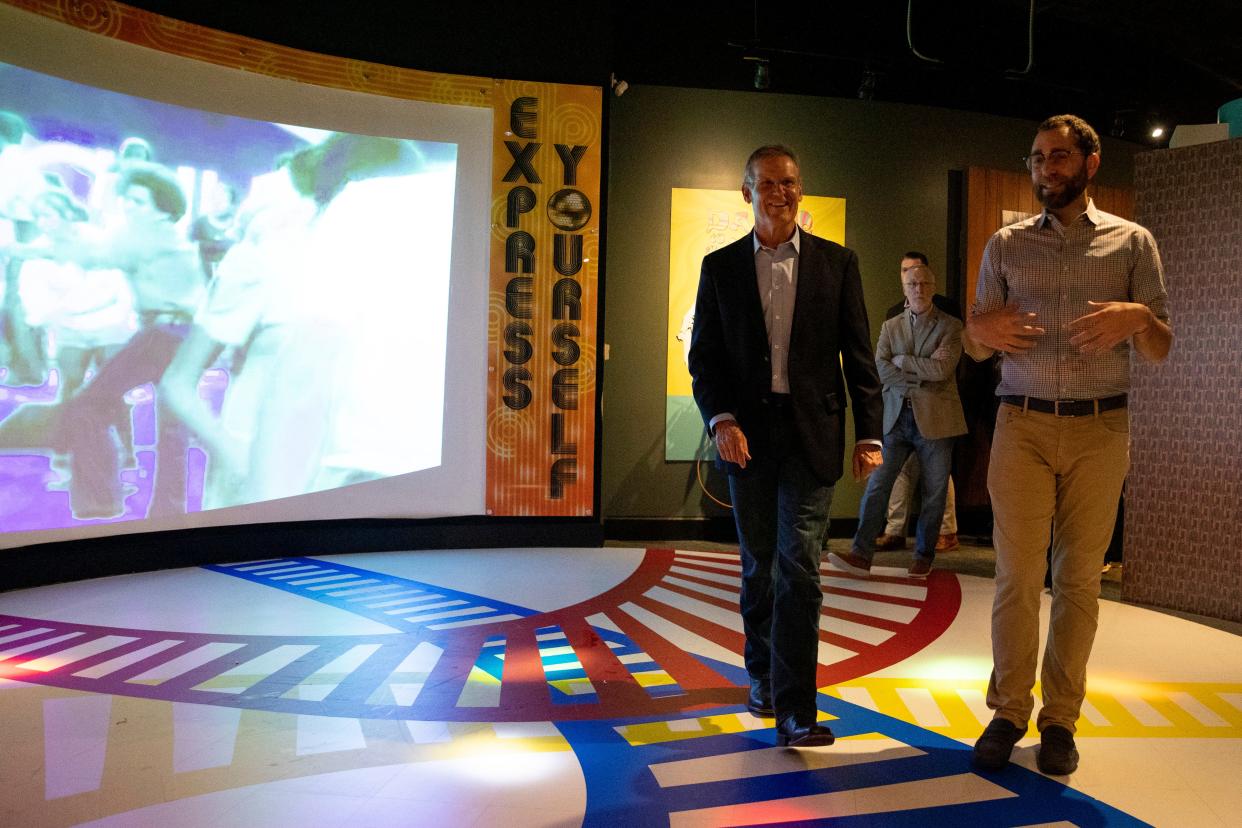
[0,4,492,550]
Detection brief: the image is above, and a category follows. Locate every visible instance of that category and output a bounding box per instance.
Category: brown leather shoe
[935,533,960,552]
[873,534,907,551]
[828,549,872,577]
[907,558,932,578]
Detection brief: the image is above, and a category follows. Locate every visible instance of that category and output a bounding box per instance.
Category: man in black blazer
[688,145,884,747]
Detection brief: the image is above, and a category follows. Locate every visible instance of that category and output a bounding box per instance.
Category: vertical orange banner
[486,80,600,516]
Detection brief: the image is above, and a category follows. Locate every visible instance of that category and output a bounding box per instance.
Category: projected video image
[0,61,457,531]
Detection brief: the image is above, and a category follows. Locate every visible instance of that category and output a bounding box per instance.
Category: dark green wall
[601,85,1136,522]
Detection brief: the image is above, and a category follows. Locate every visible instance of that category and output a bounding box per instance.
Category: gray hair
[743,144,799,189]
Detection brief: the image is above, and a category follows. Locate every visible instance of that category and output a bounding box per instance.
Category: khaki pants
[986,402,1129,733]
[885,453,958,536]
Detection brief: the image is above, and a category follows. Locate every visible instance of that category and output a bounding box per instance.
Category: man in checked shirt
[964,114,1172,776]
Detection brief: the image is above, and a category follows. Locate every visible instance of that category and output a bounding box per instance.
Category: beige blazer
[874,306,967,440]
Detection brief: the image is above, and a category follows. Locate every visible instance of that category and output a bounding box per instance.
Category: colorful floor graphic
[0,546,1238,826]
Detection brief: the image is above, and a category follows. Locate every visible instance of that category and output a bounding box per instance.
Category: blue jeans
[853,405,954,562]
[728,404,832,724]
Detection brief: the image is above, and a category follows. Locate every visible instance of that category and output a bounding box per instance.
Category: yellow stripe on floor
[616,710,836,747]
[821,678,1242,738]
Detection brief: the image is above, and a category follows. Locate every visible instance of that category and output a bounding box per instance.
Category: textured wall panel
[1128,138,1242,622]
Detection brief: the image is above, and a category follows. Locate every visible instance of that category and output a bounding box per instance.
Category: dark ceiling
[120,1,1241,146]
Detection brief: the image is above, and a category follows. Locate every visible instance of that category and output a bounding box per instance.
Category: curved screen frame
[0,4,493,550]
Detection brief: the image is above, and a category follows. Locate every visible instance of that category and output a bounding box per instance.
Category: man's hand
[713,420,751,469]
[1068,301,1153,354]
[852,443,882,482]
[931,344,950,361]
[965,302,1045,352]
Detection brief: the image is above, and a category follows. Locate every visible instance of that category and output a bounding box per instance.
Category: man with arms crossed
[965,115,1171,775]
[689,145,883,747]
[872,251,963,554]
[830,261,965,579]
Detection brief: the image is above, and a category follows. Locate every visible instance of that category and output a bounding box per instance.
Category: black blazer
[688,228,884,484]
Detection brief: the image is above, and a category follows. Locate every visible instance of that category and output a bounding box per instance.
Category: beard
[1035,162,1090,210]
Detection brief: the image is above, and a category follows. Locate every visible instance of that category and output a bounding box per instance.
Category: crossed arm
[876,322,961,390]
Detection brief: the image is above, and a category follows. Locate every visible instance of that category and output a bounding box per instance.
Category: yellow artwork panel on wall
[665,188,846,461]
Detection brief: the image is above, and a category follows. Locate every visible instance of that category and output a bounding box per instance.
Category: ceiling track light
[1145,113,1169,143]
[1110,110,1130,139]
[743,55,770,90]
[858,69,878,101]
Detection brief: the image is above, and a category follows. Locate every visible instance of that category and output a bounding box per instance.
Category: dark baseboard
[605,517,738,542]
[3,506,992,593]
[954,506,994,539]
[604,516,861,543]
[0,517,604,592]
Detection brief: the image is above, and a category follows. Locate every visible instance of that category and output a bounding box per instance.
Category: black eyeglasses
[1023,149,1083,170]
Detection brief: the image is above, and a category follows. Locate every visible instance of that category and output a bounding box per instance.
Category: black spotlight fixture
[858,69,878,101]
[753,57,770,90]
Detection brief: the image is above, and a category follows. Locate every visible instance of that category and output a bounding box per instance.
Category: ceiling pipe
[1006,0,1036,76]
[906,0,942,64]
[909,0,1037,76]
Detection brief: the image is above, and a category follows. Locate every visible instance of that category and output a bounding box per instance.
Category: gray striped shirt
[974,199,1169,400]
